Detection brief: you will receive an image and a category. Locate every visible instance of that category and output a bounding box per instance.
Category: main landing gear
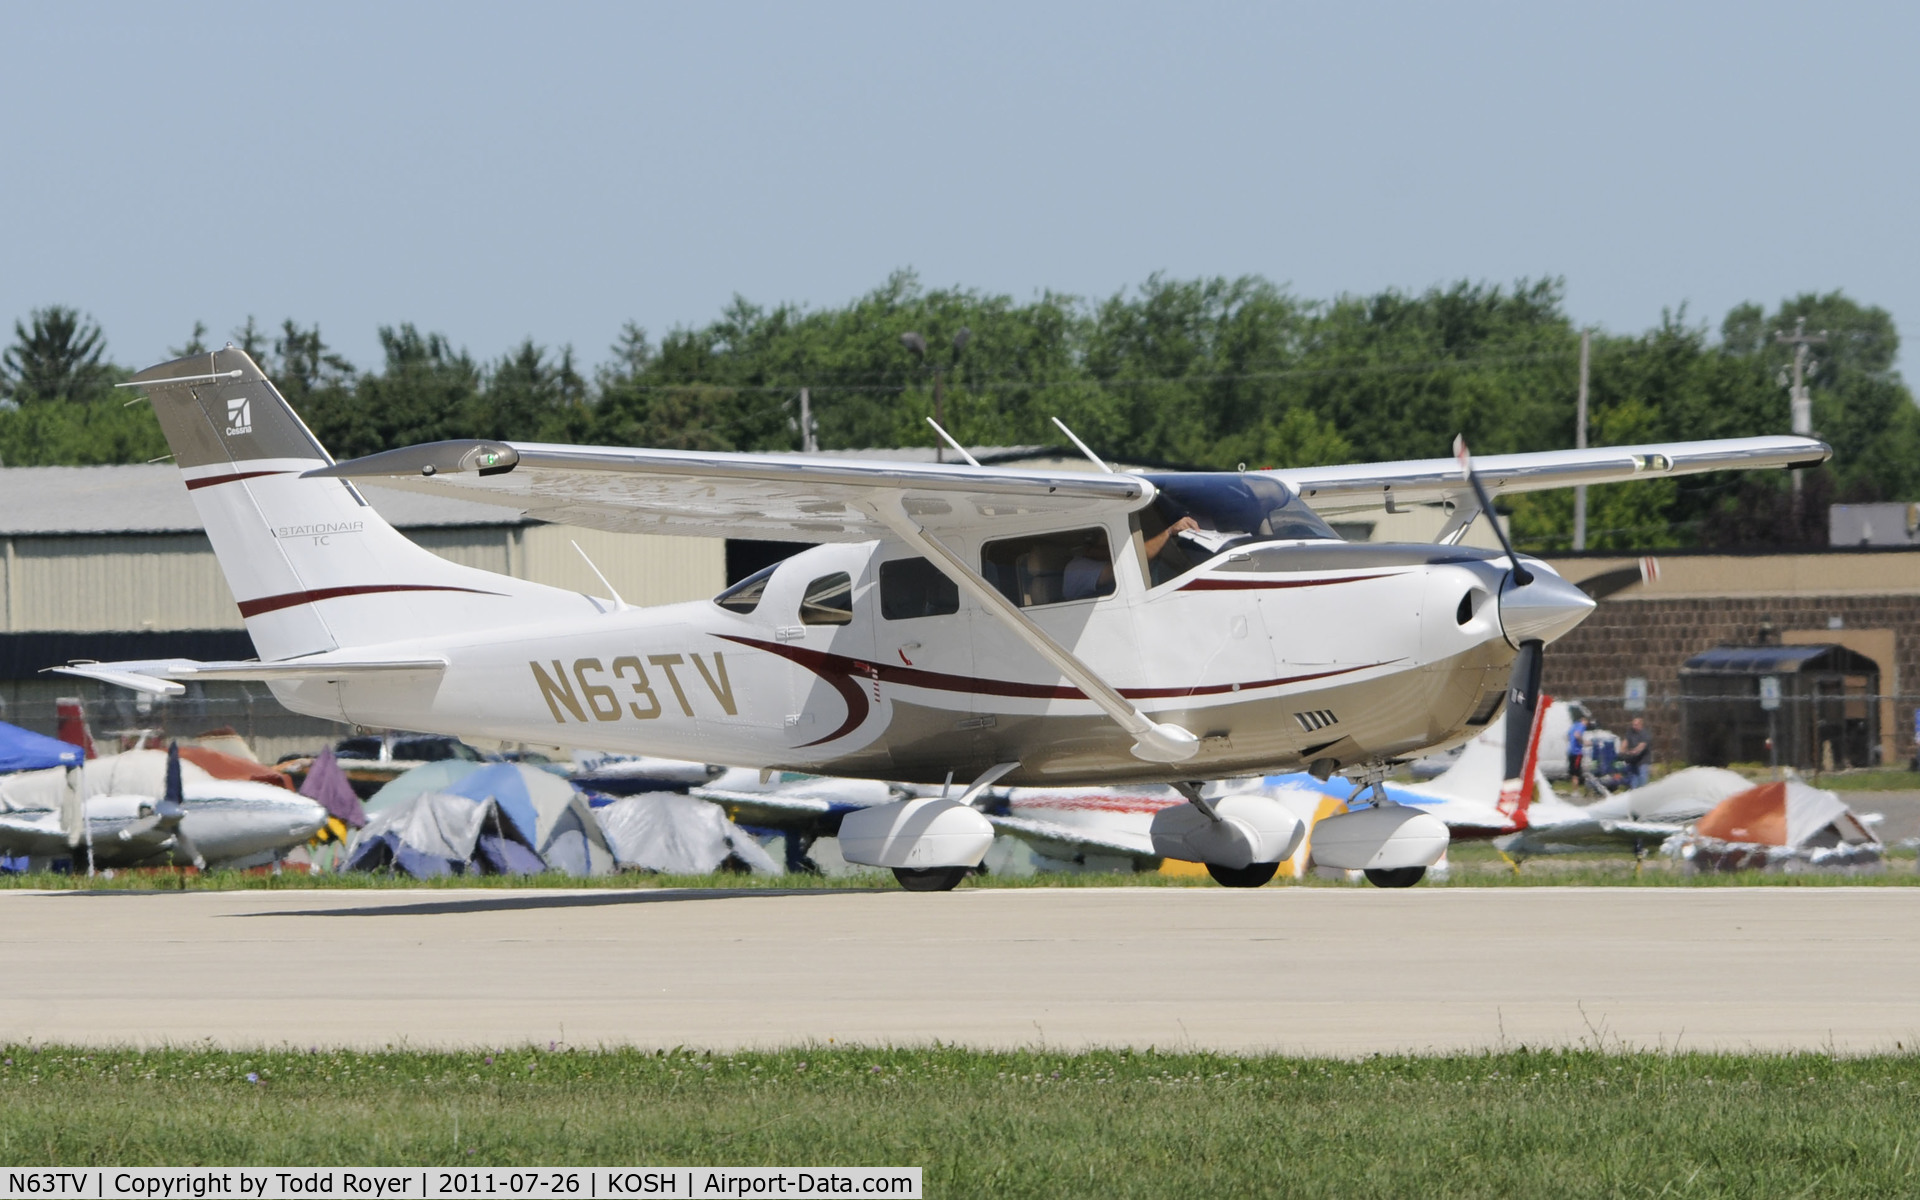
[893,866,971,892]
[1205,861,1281,889]
[1362,866,1427,888]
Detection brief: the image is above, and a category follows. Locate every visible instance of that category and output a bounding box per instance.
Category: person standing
[1567,710,1588,784]
[1622,716,1652,788]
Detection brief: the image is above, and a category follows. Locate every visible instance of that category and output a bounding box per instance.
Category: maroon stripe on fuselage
[184,469,293,491]
[1179,573,1392,592]
[237,584,501,618]
[719,634,1381,706]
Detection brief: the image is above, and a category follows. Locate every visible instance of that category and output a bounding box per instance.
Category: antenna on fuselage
[571,540,631,611]
[925,418,982,467]
[1050,417,1114,474]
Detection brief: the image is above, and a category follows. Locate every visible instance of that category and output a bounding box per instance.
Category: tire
[1363,866,1427,888]
[1205,860,1280,888]
[893,866,969,892]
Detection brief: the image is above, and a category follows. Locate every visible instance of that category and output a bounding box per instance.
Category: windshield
[1138,473,1340,583]
[714,564,778,614]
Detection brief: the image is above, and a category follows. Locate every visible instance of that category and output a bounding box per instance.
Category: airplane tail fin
[1494,693,1553,831]
[124,347,585,660]
[55,698,96,760]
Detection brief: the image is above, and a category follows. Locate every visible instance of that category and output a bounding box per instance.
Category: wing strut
[861,493,1200,763]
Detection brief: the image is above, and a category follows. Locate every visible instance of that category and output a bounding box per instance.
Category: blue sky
[3,2,1914,376]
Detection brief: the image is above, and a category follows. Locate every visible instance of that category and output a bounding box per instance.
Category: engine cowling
[838,798,995,870]
[1149,795,1306,869]
[1308,804,1449,871]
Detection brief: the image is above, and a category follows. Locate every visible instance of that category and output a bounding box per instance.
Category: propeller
[1451,435,1531,586]
[1452,436,1562,820]
[159,741,206,871]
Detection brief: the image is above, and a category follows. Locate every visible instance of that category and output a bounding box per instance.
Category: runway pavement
[3,886,1917,1054]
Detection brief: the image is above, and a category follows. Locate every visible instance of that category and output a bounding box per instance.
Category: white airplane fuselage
[264,534,1586,787]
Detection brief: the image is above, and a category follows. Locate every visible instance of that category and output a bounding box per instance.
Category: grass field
[2,1046,1917,1196]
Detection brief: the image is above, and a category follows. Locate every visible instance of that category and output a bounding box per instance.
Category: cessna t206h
[61,347,1828,889]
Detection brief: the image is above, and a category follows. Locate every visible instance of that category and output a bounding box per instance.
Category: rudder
[128,346,583,659]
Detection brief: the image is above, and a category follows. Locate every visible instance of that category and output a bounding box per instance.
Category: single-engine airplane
[57,347,1828,889]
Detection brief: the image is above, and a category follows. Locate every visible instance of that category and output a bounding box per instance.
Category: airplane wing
[306,435,1826,536]
[692,786,852,835]
[1275,436,1829,515]
[1496,818,1683,856]
[0,812,75,859]
[306,439,1149,542]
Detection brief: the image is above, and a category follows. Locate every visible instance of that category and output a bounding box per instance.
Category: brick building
[1540,549,1920,768]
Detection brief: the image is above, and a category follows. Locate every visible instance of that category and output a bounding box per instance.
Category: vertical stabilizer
[125,347,584,659]
[55,698,96,760]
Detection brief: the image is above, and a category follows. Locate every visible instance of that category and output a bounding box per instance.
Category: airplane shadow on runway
[232,886,897,919]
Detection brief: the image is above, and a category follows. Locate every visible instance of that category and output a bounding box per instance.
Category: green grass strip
[3,1046,1918,1196]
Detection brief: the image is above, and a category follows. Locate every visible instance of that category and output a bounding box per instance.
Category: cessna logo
[225,397,252,436]
[531,653,736,723]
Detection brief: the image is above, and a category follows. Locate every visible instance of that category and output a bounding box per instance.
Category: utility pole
[1775,317,1826,537]
[798,387,818,453]
[1572,329,1591,551]
[899,327,971,464]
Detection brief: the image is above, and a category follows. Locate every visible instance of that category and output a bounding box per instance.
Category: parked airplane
[58,346,1826,888]
[0,742,325,871]
[983,691,1569,885]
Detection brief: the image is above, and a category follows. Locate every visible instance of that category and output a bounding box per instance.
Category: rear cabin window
[714,564,777,614]
[981,527,1115,608]
[880,557,959,620]
[800,572,854,625]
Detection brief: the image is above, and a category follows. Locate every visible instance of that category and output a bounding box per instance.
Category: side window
[714,564,777,614]
[880,557,959,620]
[800,572,853,625]
[981,527,1114,608]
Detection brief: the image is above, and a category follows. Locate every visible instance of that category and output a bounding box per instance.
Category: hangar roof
[0,464,533,535]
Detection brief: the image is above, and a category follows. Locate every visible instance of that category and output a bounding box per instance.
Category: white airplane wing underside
[1275,436,1828,515]
[307,440,1150,542]
[308,434,1827,534]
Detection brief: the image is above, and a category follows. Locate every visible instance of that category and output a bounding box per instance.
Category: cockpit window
[800,572,854,625]
[714,564,777,614]
[1137,473,1340,585]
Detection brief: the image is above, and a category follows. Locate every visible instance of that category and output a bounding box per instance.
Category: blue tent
[0,721,84,772]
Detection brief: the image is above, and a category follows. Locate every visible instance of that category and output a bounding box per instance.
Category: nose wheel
[1363,866,1427,888]
[1205,861,1280,888]
[893,866,970,891]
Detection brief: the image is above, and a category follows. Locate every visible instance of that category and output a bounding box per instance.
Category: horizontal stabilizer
[50,656,448,696]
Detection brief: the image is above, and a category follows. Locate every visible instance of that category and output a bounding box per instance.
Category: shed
[1679,643,1880,769]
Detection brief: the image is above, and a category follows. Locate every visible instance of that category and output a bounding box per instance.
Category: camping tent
[0,721,84,773]
[1675,778,1882,872]
[345,791,545,878]
[441,762,616,876]
[595,792,781,875]
[363,759,486,817]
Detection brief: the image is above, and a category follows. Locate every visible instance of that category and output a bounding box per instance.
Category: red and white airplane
[56,347,1826,889]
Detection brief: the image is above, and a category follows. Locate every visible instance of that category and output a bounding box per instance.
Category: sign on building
[1624,677,1647,712]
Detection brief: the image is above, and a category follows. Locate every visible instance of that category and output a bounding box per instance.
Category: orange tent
[1684,778,1878,872]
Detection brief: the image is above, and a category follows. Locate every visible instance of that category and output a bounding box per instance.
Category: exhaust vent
[1294,709,1339,732]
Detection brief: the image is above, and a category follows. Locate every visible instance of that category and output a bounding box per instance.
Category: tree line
[2,273,1912,550]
